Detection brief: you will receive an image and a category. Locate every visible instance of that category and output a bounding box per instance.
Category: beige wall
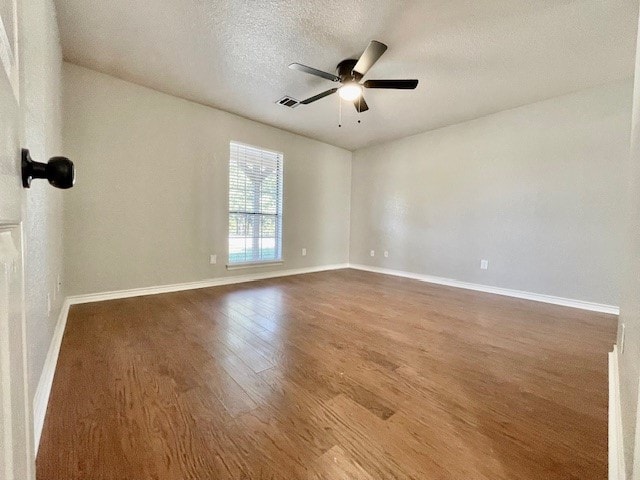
[20,0,64,404]
[63,64,631,306]
[350,81,632,306]
[62,63,351,296]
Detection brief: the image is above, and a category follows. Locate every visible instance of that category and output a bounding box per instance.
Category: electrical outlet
[209,254,217,265]
[480,259,489,270]
[370,250,375,257]
[47,293,51,315]
[621,324,626,353]
[384,250,389,258]
[302,248,307,256]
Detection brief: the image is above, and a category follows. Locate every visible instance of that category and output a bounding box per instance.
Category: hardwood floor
[36,269,617,479]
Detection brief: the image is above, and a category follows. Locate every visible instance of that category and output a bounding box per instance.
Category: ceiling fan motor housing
[337,59,361,82]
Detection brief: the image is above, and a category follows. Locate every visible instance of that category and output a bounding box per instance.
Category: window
[228,141,283,266]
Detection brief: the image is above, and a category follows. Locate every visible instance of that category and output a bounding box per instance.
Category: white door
[0,0,35,479]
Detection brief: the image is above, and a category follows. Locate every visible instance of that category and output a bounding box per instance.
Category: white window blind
[228,141,283,265]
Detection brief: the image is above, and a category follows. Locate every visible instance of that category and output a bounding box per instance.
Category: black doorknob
[22,149,75,189]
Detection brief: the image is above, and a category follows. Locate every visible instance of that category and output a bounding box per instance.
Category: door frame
[0,223,33,480]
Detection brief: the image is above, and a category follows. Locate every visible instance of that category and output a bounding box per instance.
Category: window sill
[226,260,284,271]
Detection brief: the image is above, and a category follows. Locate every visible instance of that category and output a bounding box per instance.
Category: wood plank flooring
[36,269,617,479]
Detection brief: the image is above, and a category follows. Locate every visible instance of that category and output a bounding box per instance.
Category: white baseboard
[609,346,626,480]
[349,264,619,315]
[33,298,70,454]
[67,262,619,314]
[67,263,350,305]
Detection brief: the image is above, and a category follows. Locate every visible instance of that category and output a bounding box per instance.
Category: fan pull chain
[338,96,342,127]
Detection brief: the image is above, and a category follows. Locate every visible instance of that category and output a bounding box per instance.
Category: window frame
[226,141,284,268]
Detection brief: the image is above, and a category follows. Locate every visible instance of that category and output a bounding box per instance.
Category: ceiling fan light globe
[338,84,362,101]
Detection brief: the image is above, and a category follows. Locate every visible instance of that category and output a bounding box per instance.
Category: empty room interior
[5,0,640,479]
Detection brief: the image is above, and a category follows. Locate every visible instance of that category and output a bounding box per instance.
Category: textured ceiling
[54,0,638,151]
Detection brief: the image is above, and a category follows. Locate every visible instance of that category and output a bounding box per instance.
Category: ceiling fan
[288,40,418,113]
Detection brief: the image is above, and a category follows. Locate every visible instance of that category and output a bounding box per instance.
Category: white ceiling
[54,0,638,151]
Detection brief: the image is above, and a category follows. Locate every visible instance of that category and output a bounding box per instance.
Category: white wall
[350,81,632,306]
[62,63,351,296]
[19,0,64,408]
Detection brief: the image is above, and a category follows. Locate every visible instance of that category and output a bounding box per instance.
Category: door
[0,0,35,479]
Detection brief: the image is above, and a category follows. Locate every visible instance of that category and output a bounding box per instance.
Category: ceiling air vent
[276,96,300,108]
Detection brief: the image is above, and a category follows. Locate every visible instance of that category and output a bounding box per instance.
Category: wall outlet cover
[302,248,307,256]
[370,250,375,257]
[480,259,489,270]
[210,254,217,264]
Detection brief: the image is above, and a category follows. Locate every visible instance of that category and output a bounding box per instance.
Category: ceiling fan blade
[354,96,369,113]
[352,40,388,77]
[288,63,340,82]
[300,88,339,104]
[364,79,419,89]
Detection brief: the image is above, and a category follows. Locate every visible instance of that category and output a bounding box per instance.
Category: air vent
[276,96,300,108]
